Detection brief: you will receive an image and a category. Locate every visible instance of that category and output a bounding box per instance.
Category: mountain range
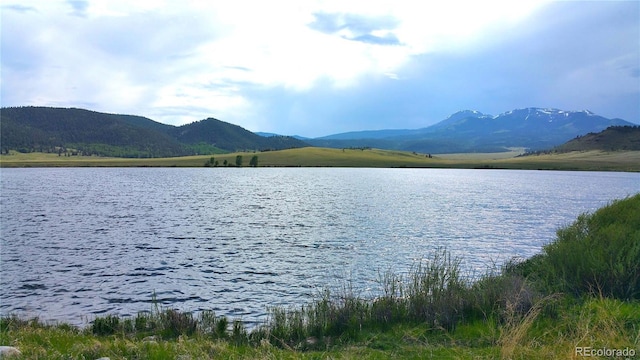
[304,108,635,153]
[1,106,636,157]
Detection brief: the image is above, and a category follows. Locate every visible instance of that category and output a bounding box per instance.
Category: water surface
[1,168,638,326]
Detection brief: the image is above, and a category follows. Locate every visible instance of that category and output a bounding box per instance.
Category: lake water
[1,168,639,327]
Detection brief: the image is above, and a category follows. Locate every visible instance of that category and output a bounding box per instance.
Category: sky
[1,1,638,137]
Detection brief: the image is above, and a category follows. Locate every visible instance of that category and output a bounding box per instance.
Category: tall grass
[254,248,505,349]
[509,194,640,300]
[497,293,559,359]
[90,306,238,343]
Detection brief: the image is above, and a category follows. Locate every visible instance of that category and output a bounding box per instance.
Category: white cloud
[193,1,552,88]
[2,0,636,135]
[393,1,551,53]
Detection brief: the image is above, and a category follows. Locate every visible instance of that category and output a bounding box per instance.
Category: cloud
[0,1,637,137]
[350,33,400,46]
[1,4,38,13]
[1,1,229,120]
[240,1,640,136]
[66,0,89,17]
[309,12,399,34]
[308,12,401,45]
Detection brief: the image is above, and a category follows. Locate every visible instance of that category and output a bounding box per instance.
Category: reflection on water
[1,168,639,326]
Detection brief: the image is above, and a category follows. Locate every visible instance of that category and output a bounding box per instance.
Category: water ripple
[1,168,639,327]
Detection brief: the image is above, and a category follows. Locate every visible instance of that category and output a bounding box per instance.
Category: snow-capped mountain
[307,108,635,153]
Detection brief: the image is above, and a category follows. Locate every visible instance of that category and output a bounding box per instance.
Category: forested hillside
[170,118,309,153]
[0,107,308,157]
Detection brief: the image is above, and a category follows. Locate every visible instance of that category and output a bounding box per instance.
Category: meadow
[1,147,639,171]
[1,194,639,359]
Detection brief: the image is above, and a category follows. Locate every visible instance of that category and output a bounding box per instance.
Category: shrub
[161,309,197,338]
[204,156,215,167]
[467,272,539,323]
[92,315,121,336]
[215,315,229,339]
[231,319,248,345]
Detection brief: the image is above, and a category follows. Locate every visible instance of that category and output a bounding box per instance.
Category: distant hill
[170,118,309,153]
[256,132,310,141]
[307,108,636,153]
[551,126,640,152]
[255,132,281,137]
[0,107,308,157]
[0,107,186,157]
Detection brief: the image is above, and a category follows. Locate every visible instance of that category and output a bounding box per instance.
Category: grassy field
[433,147,527,160]
[494,150,640,172]
[2,147,639,171]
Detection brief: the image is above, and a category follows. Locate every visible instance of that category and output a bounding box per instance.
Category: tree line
[204,155,259,167]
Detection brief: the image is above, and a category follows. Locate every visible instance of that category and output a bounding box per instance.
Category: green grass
[2,195,639,359]
[2,148,639,171]
[2,291,637,359]
[507,194,640,300]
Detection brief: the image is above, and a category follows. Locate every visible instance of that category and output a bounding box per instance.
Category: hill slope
[0,107,186,157]
[171,118,308,152]
[0,107,307,157]
[551,125,640,152]
[307,108,635,153]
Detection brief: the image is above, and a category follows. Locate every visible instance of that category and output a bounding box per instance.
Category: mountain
[551,125,640,152]
[0,107,186,157]
[170,118,308,152]
[317,129,416,140]
[313,111,493,141]
[306,108,636,153]
[0,107,308,157]
[256,132,310,141]
[3,106,635,157]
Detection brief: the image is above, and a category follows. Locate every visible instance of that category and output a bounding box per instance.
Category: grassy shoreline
[2,195,639,359]
[1,147,639,171]
[2,297,638,359]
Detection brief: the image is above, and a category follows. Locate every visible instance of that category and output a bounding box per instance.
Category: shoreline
[1,148,639,172]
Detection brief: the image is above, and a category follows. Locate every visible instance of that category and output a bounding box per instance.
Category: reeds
[253,248,499,349]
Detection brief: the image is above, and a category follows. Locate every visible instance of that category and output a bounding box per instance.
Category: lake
[1,168,639,327]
